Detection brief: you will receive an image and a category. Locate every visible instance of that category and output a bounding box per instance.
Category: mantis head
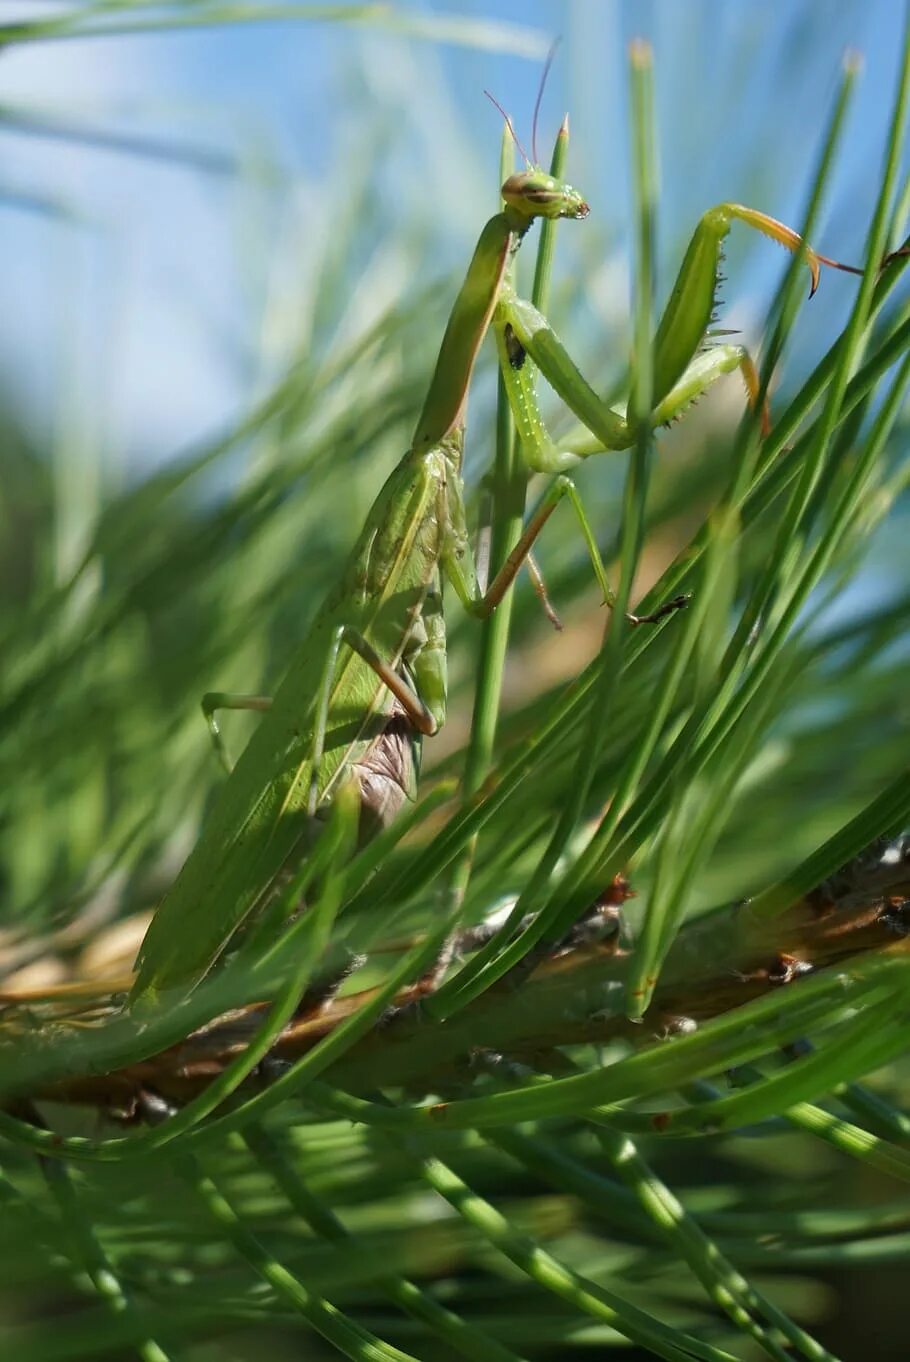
[484,65,588,224]
[501,169,589,222]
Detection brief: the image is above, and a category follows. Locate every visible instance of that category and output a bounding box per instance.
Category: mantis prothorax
[131,124,858,1004]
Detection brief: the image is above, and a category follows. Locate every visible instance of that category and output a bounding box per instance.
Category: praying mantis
[131,106,858,1005]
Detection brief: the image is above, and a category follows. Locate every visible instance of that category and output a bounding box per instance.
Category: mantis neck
[412,210,522,451]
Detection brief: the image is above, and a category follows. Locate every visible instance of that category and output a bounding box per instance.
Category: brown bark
[7,838,907,1121]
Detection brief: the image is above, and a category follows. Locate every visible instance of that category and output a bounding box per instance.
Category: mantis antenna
[483,89,531,166]
[532,37,561,166]
[485,37,562,169]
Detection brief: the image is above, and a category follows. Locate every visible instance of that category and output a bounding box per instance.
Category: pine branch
[13,834,908,1120]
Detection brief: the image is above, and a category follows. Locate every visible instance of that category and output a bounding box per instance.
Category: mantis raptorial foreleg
[495,202,861,470]
[500,296,766,466]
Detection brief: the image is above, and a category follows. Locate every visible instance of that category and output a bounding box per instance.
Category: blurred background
[1,4,908,1356]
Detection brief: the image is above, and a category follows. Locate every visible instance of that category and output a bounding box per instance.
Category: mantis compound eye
[501,170,590,221]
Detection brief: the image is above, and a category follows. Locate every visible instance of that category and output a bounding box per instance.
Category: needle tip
[629,37,652,68]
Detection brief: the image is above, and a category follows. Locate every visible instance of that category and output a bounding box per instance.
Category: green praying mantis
[131,104,858,1005]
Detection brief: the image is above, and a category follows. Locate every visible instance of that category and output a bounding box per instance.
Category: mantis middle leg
[440,466,687,625]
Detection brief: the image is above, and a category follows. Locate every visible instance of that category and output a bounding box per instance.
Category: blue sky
[0,0,905,484]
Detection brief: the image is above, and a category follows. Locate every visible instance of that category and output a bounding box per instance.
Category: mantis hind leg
[202,624,437,821]
[316,627,433,835]
[339,628,440,738]
[201,692,272,774]
[303,623,428,823]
